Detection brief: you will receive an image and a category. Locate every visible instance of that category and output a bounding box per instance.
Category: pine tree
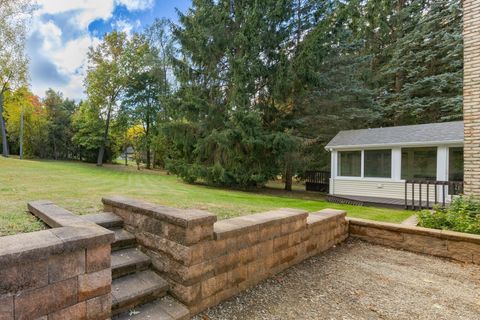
[376,0,463,125]
[167,0,296,187]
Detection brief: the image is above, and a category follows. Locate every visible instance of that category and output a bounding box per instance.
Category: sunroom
[325,121,464,209]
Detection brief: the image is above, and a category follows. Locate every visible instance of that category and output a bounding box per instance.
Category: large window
[401,147,437,180]
[338,151,361,177]
[449,147,463,181]
[364,149,392,178]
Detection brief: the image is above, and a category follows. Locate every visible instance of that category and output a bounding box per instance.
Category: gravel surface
[194,239,480,320]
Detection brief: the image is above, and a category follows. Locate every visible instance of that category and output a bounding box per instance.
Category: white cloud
[36,0,154,29]
[117,0,154,11]
[36,0,115,29]
[29,0,154,99]
[112,19,141,37]
[53,36,100,74]
[36,20,62,51]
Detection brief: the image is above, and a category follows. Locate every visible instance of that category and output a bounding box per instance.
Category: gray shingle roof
[326,121,464,149]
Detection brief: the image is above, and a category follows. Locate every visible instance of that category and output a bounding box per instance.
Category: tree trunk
[284,161,293,191]
[19,108,24,160]
[97,105,112,166]
[146,119,151,169]
[0,92,9,157]
[124,131,128,166]
[52,134,57,160]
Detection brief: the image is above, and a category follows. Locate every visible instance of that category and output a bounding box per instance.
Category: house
[325,121,464,208]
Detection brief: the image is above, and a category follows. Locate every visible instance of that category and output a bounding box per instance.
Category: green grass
[0,157,412,236]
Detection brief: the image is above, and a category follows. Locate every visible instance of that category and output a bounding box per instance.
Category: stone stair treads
[82,212,124,229]
[111,270,169,315]
[114,296,189,320]
[112,229,136,251]
[111,248,151,279]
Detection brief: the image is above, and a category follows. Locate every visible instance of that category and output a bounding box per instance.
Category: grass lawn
[0,157,412,236]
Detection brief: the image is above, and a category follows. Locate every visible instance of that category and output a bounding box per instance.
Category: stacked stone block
[349,217,480,264]
[0,222,113,319]
[103,196,348,315]
[464,0,480,196]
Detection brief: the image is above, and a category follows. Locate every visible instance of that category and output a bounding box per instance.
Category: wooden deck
[326,194,439,210]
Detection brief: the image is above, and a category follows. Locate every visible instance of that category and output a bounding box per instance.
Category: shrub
[417,196,480,235]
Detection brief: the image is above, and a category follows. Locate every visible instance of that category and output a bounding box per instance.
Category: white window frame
[337,150,362,178]
[363,149,393,179]
[332,143,463,183]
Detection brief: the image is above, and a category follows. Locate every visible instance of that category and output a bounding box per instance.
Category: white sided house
[325,121,464,208]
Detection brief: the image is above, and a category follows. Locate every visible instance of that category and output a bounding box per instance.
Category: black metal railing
[305,170,330,192]
[404,180,464,210]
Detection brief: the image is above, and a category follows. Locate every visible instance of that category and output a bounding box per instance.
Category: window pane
[364,149,391,178]
[338,151,361,177]
[449,147,463,181]
[401,147,437,180]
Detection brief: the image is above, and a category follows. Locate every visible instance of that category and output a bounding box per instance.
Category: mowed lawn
[0,157,412,236]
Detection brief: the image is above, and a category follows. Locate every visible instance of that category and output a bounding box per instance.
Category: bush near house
[418,197,480,235]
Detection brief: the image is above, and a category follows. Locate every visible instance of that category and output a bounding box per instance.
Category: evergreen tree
[167,0,296,187]
[376,0,463,125]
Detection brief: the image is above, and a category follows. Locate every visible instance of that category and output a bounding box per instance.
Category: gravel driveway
[194,239,480,320]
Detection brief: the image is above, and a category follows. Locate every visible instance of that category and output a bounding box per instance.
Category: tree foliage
[3,87,49,158]
[85,32,129,166]
[0,0,464,192]
[0,0,33,157]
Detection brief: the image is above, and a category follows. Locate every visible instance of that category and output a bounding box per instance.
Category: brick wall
[349,217,480,264]
[103,196,348,315]
[464,0,480,196]
[0,201,114,320]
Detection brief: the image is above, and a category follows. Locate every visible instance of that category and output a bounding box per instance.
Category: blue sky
[28,0,191,100]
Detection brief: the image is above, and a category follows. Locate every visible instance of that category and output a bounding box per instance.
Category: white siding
[331,178,452,202]
[332,179,405,199]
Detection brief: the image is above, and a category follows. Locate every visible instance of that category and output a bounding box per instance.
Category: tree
[165,0,296,187]
[85,32,128,166]
[3,87,49,158]
[44,89,77,159]
[122,34,169,169]
[0,0,33,157]
[71,100,109,162]
[375,0,463,125]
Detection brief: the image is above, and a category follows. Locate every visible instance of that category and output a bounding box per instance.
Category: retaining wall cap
[0,225,114,268]
[102,195,217,227]
[213,208,308,240]
[348,217,480,244]
[28,200,91,228]
[307,209,346,227]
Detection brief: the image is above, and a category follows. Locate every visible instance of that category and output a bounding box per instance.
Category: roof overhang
[325,140,464,151]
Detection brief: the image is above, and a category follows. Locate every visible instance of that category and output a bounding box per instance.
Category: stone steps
[112,247,151,279]
[111,270,169,316]
[113,296,189,320]
[87,211,190,319]
[82,212,124,228]
[112,228,136,251]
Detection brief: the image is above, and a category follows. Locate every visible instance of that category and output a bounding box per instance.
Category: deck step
[82,212,124,229]
[111,270,169,316]
[112,229,136,251]
[112,248,151,279]
[113,296,189,320]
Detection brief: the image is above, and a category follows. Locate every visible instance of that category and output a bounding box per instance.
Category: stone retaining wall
[349,217,480,264]
[0,201,114,320]
[102,196,348,315]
